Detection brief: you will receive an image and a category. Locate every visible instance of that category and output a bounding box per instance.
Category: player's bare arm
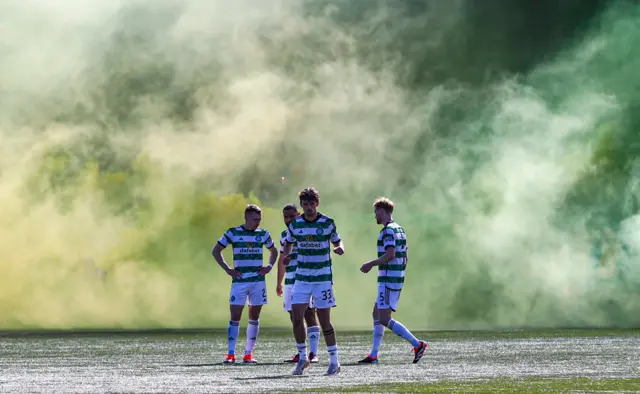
[332,240,345,255]
[212,243,243,279]
[281,241,293,265]
[276,250,286,296]
[360,246,395,273]
[258,245,278,276]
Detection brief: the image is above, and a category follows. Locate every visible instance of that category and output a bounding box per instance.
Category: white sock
[245,319,259,355]
[297,342,307,361]
[227,320,240,355]
[327,344,338,364]
[388,319,420,348]
[307,326,320,354]
[370,320,385,358]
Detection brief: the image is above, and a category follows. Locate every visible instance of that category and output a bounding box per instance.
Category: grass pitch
[0,328,637,393]
[304,377,640,393]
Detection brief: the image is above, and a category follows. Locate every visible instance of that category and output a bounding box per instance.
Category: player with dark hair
[281,187,345,375]
[276,203,321,364]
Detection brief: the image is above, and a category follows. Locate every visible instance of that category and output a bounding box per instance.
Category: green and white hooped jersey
[217,226,274,283]
[377,221,408,290]
[280,229,299,286]
[285,213,341,284]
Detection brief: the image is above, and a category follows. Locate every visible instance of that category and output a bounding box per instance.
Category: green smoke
[0,0,638,330]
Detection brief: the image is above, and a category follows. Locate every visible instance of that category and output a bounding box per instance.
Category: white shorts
[291,281,336,309]
[230,281,267,306]
[376,283,402,311]
[283,284,316,312]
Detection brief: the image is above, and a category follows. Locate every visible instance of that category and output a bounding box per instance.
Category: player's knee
[291,307,306,326]
[304,308,318,325]
[315,308,331,326]
[318,314,333,331]
[378,310,392,326]
[230,309,243,322]
[248,307,261,321]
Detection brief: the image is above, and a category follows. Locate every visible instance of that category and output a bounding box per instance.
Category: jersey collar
[302,212,323,223]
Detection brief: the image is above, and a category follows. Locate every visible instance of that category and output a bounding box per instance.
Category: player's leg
[358,284,388,364]
[358,303,384,364]
[242,305,261,363]
[304,299,320,363]
[225,283,248,364]
[313,283,340,375]
[290,281,314,375]
[283,284,299,363]
[378,286,428,363]
[243,281,268,363]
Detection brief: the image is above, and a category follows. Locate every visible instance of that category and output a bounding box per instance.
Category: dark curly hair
[283,203,298,212]
[298,187,320,203]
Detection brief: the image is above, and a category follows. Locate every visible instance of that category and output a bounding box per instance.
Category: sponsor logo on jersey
[239,247,261,253]
[299,241,322,248]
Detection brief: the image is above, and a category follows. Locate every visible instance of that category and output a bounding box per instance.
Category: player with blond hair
[358,197,428,364]
[212,204,277,364]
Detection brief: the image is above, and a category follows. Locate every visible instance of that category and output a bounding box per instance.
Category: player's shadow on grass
[179,361,371,368]
[233,375,309,381]
[340,362,373,367]
[178,362,283,367]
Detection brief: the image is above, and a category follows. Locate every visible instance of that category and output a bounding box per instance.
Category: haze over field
[1,0,639,330]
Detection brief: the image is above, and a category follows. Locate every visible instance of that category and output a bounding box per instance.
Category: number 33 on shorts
[321,289,333,302]
[313,284,336,308]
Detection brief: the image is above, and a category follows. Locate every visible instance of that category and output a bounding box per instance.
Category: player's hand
[333,246,344,255]
[282,254,291,266]
[360,262,373,273]
[225,267,243,279]
[258,265,273,276]
[276,283,283,296]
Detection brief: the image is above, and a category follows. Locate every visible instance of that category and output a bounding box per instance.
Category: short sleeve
[382,228,395,249]
[264,231,274,249]
[330,222,341,244]
[217,229,233,248]
[285,223,296,243]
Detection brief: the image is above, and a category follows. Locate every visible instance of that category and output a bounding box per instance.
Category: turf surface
[304,377,640,393]
[0,328,638,393]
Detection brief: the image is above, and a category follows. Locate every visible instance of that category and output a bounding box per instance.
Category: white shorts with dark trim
[229,281,267,306]
[291,281,336,309]
[376,283,402,311]
[283,284,316,312]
